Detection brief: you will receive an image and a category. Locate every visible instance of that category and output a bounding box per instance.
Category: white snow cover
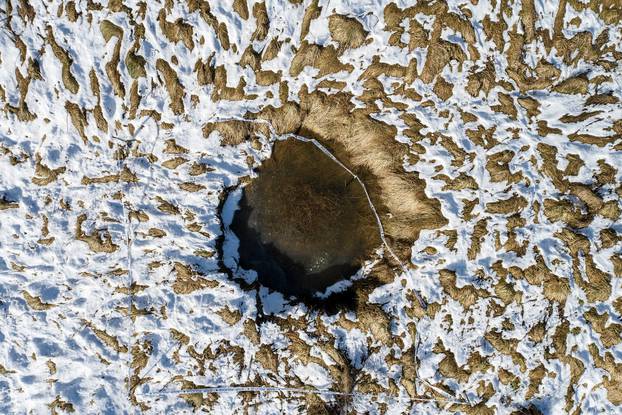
[0,0,621,414]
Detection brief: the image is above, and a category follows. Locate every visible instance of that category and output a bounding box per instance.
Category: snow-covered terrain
[0,0,621,413]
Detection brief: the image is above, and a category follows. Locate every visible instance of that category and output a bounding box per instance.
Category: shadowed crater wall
[229,138,381,302]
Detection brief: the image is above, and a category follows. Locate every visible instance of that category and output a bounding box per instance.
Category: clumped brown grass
[171,262,218,295]
[157,9,195,50]
[125,51,146,79]
[584,308,622,347]
[328,14,368,51]
[156,59,185,115]
[589,344,622,404]
[75,214,119,253]
[6,67,37,122]
[300,0,321,41]
[485,194,528,215]
[0,195,19,210]
[49,396,75,415]
[203,119,268,145]
[552,74,589,94]
[194,55,215,85]
[81,167,138,185]
[32,155,66,186]
[65,101,88,142]
[433,76,454,100]
[84,320,128,353]
[232,0,249,19]
[47,26,80,94]
[251,2,269,41]
[100,20,123,42]
[22,291,55,310]
[290,41,354,77]
[162,157,187,169]
[439,269,486,309]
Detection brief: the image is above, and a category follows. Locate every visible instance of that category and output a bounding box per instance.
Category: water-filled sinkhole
[222,138,381,305]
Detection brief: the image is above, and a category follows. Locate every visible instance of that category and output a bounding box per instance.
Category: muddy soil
[229,138,381,300]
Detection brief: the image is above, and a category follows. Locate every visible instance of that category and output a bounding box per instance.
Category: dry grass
[552,75,589,94]
[439,269,486,309]
[157,9,194,50]
[589,344,622,404]
[203,120,251,145]
[156,59,185,115]
[6,67,37,122]
[300,0,321,41]
[194,56,215,86]
[125,51,146,79]
[251,2,269,41]
[491,92,517,119]
[290,41,353,77]
[584,308,622,347]
[22,291,55,310]
[81,167,138,185]
[328,14,368,51]
[84,320,128,353]
[32,155,66,186]
[49,396,75,415]
[47,26,80,94]
[433,76,454,101]
[65,101,88,142]
[485,194,528,215]
[0,195,19,210]
[100,20,123,42]
[232,0,249,19]
[75,213,119,253]
[171,262,218,295]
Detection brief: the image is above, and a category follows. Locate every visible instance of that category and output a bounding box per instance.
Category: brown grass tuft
[157,9,195,50]
[251,2,269,41]
[32,155,66,186]
[84,321,128,353]
[171,262,218,294]
[290,41,354,77]
[232,0,249,19]
[328,14,368,51]
[300,0,321,41]
[47,26,79,94]
[22,291,55,310]
[552,74,589,94]
[156,59,185,115]
[65,101,88,142]
[75,214,119,253]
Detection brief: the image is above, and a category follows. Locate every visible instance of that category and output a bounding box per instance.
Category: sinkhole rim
[218,137,384,307]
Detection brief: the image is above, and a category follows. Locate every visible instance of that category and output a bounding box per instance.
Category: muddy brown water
[229,139,381,304]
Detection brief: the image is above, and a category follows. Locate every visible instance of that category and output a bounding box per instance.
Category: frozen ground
[0,0,621,413]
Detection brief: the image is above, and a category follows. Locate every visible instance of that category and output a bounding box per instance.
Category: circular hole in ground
[221,138,382,309]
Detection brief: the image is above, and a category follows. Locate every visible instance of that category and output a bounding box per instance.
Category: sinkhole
[221,138,381,306]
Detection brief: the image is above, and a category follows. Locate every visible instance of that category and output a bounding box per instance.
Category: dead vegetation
[75,214,119,253]
[32,155,66,186]
[171,262,218,294]
[22,291,56,310]
[0,195,19,210]
[2,0,621,413]
[328,14,368,51]
[84,320,128,353]
[156,59,185,115]
[46,26,80,94]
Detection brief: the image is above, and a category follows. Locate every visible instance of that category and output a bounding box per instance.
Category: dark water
[228,139,381,308]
